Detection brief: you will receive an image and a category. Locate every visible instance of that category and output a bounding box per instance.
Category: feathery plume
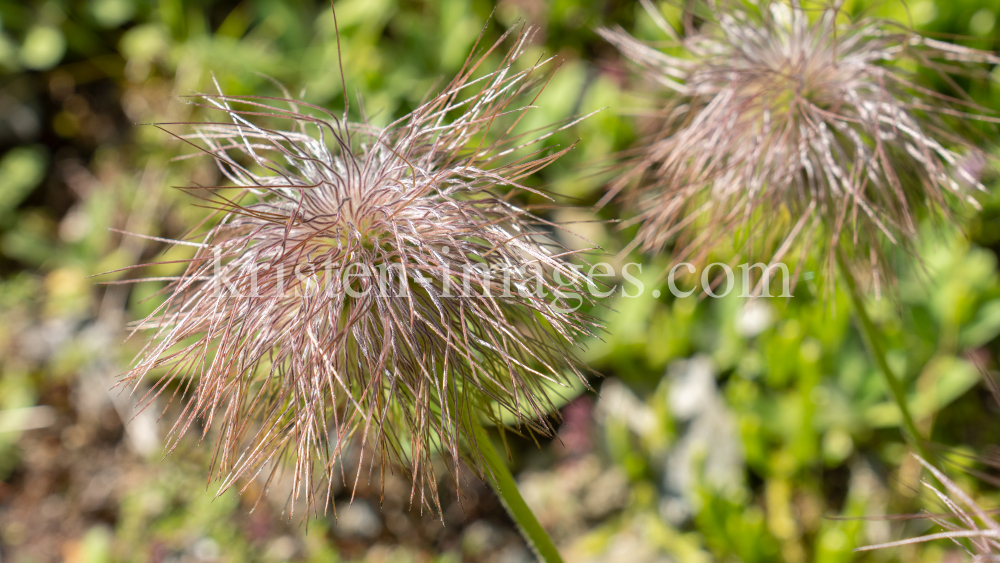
[856,455,1000,560]
[117,26,599,518]
[858,366,1000,559]
[599,0,998,288]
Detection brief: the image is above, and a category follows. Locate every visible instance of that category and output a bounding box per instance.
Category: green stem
[836,249,929,459]
[471,419,564,563]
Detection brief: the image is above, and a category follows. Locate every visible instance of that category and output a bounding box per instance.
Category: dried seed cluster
[600,0,997,287]
[124,28,597,516]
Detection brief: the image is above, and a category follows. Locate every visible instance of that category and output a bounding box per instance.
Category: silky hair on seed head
[116,24,600,520]
[599,0,998,293]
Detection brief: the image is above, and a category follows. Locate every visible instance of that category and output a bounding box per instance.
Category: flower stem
[471,419,564,563]
[835,249,929,459]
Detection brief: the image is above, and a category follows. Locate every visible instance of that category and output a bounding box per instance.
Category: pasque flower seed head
[600,0,998,289]
[121,26,599,518]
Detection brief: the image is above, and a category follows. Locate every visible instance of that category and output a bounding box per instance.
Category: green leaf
[0,146,47,223]
[19,26,65,70]
[959,298,1000,348]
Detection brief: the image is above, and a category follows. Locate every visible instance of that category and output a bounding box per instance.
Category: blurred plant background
[0,0,999,562]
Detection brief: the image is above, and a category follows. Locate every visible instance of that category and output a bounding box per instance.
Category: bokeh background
[1,0,1000,561]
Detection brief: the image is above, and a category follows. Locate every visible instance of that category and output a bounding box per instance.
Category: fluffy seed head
[120,27,598,517]
[600,0,998,287]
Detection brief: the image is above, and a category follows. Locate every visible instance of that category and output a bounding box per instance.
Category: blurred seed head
[600,0,998,288]
[121,26,598,518]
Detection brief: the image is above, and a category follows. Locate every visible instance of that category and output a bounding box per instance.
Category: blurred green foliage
[0,0,999,562]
